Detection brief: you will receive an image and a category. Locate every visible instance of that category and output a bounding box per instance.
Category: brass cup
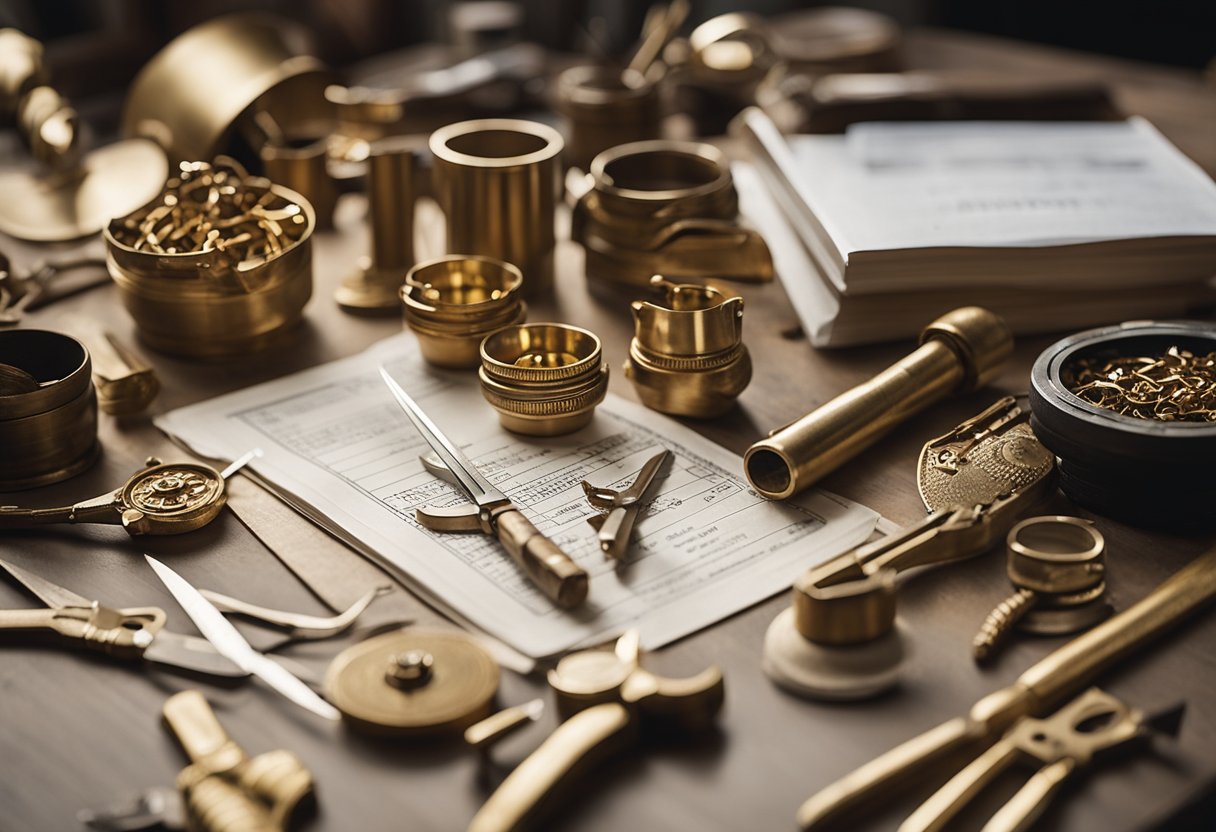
[0,330,99,490]
[430,119,563,298]
[401,256,527,369]
[553,65,660,171]
[104,180,315,359]
[479,324,609,436]
[624,277,751,418]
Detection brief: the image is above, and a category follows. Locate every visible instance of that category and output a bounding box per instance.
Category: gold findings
[571,140,773,289]
[479,324,609,436]
[0,329,98,490]
[746,307,1013,500]
[401,255,527,369]
[324,627,499,737]
[624,275,751,418]
[1066,345,1216,422]
[105,159,315,358]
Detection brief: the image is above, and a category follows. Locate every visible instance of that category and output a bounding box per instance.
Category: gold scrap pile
[1067,346,1216,422]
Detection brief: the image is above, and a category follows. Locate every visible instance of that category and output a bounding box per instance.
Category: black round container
[1029,321,1216,528]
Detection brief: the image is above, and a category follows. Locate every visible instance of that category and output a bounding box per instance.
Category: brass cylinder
[430,119,562,298]
[0,330,99,490]
[745,307,1013,500]
[479,324,609,436]
[261,136,337,230]
[624,277,751,418]
[401,256,527,369]
[554,65,660,171]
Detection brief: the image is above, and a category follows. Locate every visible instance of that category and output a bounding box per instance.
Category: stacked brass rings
[430,119,562,297]
[104,166,315,359]
[401,256,527,369]
[479,324,609,436]
[0,330,98,490]
[553,66,660,171]
[572,140,773,289]
[625,277,751,418]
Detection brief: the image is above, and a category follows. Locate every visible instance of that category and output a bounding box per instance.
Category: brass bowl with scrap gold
[104,161,315,359]
[0,330,99,490]
[479,323,609,436]
[401,256,527,369]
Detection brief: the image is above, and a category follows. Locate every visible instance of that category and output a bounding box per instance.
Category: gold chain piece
[1066,345,1216,422]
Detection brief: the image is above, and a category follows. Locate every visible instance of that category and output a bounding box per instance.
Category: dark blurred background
[2,0,1213,103]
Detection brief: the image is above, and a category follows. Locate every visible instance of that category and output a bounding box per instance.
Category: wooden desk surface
[2,27,1215,832]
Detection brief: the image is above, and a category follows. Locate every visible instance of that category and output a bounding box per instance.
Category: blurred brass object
[105,162,315,358]
[122,13,332,164]
[401,255,527,369]
[973,516,1111,663]
[324,627,499,737]
[0,456,227,536]
[0,29,167,242]
[465,699,545,751]
[164,690,315,832]
[794,544,1216,830]
[479,324,609,436]
[553,65,660,171]
[745,307,1013,500]
[430,119,562,297]
[0,255,110,325]
[571,140,773,289]
[260,135,338,231]
[470,630,724,832]
[624,275,750,418]
[0,329,98,490]
[87,332,160,418]
[336,136,421,314]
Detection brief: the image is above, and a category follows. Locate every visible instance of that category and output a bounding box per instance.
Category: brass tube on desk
[745,307,1012,500]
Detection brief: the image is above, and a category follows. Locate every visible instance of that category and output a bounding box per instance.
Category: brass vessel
[0,330,99,490]
[430,119,562,297]
[624,276,750,418]
[746,307,1012,500]
[553,65,660,171]
[401,256,527,369]
[572,140,773,289]
[479,324,609,436]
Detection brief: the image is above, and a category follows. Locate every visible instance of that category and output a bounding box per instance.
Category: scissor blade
[379,367,506,508]
[142,630,249,678]
[619,449,670,502]
[0,558,91,608]
[144,555,340,721]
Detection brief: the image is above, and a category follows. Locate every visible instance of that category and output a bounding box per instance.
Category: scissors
[580,449,670,560]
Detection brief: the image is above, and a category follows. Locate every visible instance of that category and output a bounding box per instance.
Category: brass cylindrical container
[479,324,609,436]
[401,256,527,369]
[624,277,751,418]
[554,65,660,171]
[430,119,562,298]
[571,140,773,289]
[0,330,99,490]
[261,136,337,230]
[105,167,315,359]
[745,307,1013,500]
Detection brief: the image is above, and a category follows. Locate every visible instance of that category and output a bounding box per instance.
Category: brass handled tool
[379,367,588,608]
[973,516,1111,663]
[580,449,670,560]
[764,398,1055,699]
[0,558,245,679]
[164,690,316,832]
[468,630,724,832]
[0,451,254,536]
[901,687,1183,832]
[0,255,109,326]
[745,307,1013,500]
[795,544,1216,830]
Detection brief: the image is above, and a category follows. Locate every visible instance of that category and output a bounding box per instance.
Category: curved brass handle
[494,509,589,609]
[468,702,637,832]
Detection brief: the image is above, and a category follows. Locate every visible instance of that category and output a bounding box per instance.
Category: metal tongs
[580,449,670,560]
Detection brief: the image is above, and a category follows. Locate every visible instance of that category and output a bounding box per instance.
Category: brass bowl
[0,330,99,490]
[401,256,527,369]
[479,324,609,436]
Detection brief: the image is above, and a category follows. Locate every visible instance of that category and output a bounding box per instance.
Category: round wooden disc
[324,628,499,737]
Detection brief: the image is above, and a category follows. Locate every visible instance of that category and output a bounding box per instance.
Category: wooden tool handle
[468,703,637,832]
[495,509,588,608]
[163,690,238,765]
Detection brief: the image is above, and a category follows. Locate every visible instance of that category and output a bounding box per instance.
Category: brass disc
[0,138,168,242]
[324,628,499,737]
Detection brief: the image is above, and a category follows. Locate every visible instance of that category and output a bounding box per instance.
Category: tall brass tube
[745,308,1012,500]
[430,119,562,298]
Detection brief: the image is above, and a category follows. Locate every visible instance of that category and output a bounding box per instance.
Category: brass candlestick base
[335,258,407,315]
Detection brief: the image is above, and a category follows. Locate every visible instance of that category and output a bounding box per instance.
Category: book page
[157,335,880,658]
